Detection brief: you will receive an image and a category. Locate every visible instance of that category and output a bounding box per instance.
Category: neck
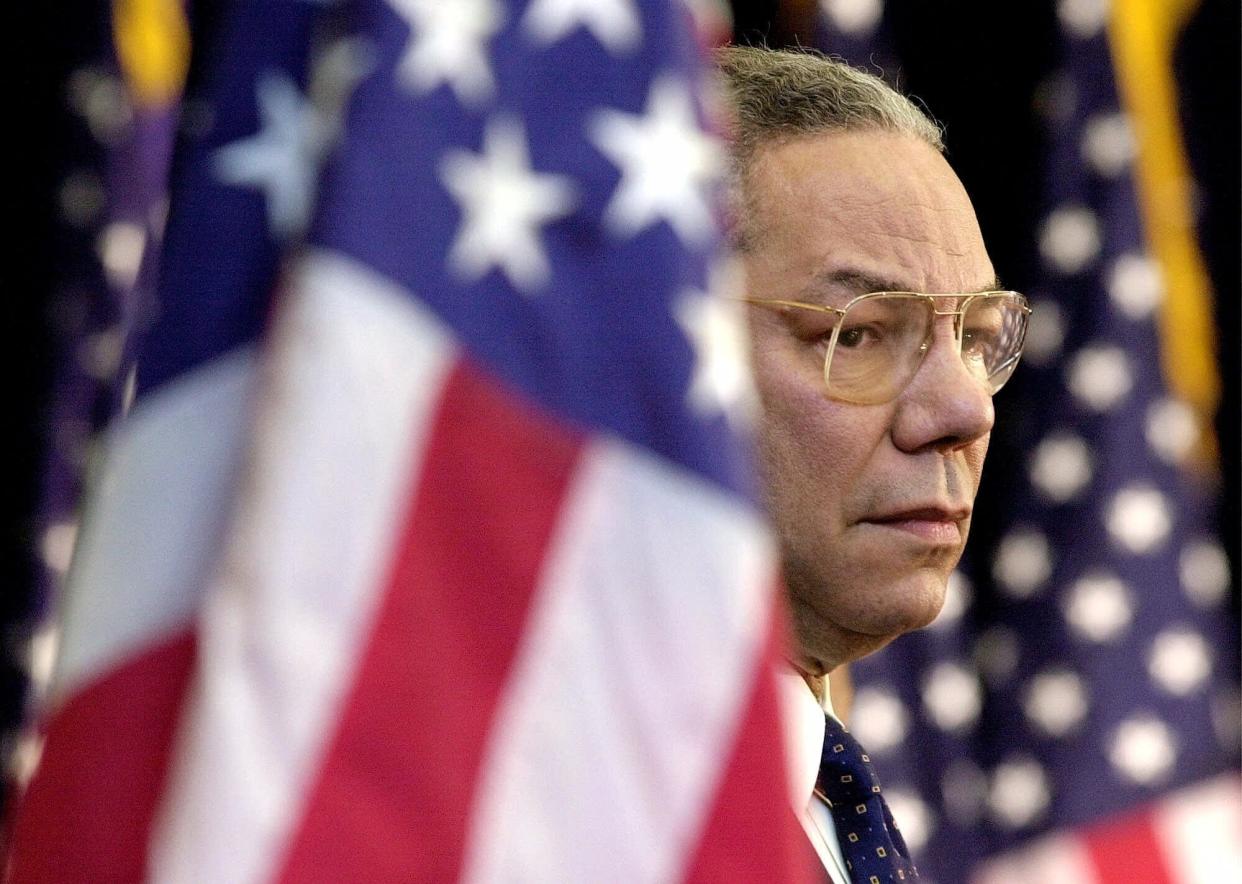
[788,656,829,705]
[802,671,827,706]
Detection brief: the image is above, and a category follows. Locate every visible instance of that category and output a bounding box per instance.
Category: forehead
[743,130,995,298]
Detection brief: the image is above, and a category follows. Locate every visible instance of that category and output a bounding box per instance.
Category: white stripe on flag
[149,250,455,884]
[1152,774,1242,884]
[459,438,773,884]
[52,348,257,702]
[972,833,1100,884]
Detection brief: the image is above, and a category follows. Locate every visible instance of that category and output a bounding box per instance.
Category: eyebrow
[800,267,1006,304]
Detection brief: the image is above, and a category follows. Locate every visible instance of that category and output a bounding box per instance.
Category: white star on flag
[521,0,641,54]
[439,116,577,294]
[674,259,756,426]
[390,0,503,105]
[589,76,723,246]
[213,71,328,240]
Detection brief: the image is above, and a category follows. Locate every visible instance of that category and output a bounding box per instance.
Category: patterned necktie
[816,716,919,883]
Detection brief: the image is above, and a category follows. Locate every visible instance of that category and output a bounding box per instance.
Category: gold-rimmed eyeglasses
[739,291,1032,405]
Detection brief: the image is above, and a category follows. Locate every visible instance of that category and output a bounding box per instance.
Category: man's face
[742,130,997,674]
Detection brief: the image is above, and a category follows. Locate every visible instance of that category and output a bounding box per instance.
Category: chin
[862,568,950,632]
[788,563,950,667]
[846,597,942,641]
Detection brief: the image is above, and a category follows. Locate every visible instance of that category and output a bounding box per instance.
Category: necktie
[815,716,919,883]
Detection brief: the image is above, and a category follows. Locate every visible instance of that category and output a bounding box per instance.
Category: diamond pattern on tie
[817,716,919,882]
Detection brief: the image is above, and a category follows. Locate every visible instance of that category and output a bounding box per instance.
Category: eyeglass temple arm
[733,297,845,316]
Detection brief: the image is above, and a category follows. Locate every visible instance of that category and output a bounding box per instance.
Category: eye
[837,324,884,349]
[962,315,1003,352]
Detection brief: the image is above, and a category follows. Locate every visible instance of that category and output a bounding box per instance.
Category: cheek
[749,324,890,532]
[964,433,991,488]
[753,381,864,537]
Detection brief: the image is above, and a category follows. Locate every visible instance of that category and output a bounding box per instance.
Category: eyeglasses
[740,291,1031,405]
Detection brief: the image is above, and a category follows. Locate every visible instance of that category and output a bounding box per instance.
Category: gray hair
[715,45,944,249]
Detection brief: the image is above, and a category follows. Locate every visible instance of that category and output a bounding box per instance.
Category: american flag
[813,2,1241,882]
[7,0,191,783]
[8,1,815,881]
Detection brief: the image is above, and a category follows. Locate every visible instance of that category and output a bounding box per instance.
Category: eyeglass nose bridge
[928,294,979,328]
[921,299,973,355]
[900,297,997,402]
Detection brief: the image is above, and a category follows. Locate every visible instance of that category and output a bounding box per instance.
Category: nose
[891,321,995,453]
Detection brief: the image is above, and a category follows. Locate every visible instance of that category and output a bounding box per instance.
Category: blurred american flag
[8,1,814,881]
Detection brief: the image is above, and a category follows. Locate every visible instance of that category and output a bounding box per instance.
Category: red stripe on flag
[276,358,584,883]
[682,594,821,884]
[6,629,197,883]
[1083,805,1175,884]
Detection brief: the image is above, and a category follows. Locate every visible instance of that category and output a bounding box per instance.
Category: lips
[861,506,970,544]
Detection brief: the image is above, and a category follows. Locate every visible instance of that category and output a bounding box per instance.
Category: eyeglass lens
[826,294,1028,404]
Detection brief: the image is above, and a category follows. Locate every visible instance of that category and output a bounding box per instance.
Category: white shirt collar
[777,668,837,814]
[777,669,851,883]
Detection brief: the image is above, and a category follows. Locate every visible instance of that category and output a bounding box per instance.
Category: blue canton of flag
[135,0,331,394]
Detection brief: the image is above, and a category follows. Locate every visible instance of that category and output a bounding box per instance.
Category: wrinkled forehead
[739,130,995,296]
[800,269,1006,310]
